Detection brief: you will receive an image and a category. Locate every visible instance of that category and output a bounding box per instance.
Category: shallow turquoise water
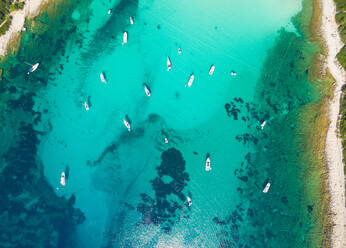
[35,0,303,246]
[1,0,325,247]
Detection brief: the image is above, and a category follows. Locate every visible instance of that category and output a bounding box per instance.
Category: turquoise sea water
[0,0,326,247]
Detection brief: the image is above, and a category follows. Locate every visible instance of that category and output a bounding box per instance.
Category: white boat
[108,9,112,15]
[261,121,267,129]
[231,71,237,76]
[130,16,134,24]
[100,73,107,84]
[205,157,211,171]
[122,31,128,45]
[186,73,194,87]
[167,56,171,71]
[84,102,89,111]
[123,118,131,131]
[164,137,168,143]
[187,196,192,206]
[144,84,151,97]
[178,48,182,54]
[263,182,271,193]
[27,63,39,74]
[60,172,66,186]
[209,64,215,75]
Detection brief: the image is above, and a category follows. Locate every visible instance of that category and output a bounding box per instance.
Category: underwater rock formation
[0,122,85,248]
[136,148,190,233]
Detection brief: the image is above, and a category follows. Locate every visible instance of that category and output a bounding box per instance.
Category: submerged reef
[0,0,92,247]
[137,148,190,233]
[0,122,85,248]
[216,24,329,247]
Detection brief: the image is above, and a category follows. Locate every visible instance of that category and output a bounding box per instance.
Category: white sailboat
[261,121,267,129]
[123,118,131,131]
[84,102,89,111]
[167,56,171,71]
[60,172,66,186]
[231,70,237,76]
[122,31,128,45]
[263,182,271,193]
[205,157,211,171]
[26,62,39,74]
[187,196,192,206]
[209,64,215,75]
[144,84,151,97]
[130,16,134,24]
[186,73,194,87]
[100,72,107,84]
[178,48,182,54]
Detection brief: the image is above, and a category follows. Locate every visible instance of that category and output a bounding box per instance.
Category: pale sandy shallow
[321,0,346,247]
[0,0,47,56]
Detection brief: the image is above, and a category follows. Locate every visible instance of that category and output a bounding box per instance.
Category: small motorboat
[263,182,271,193]
[164,137,168,144]
[100,72,107,84]
[60,172,66,186]
[108,9,112,15]
[122,31,128,45]
[186,73,195,87]
[144,84,151,97]
[130,16,134,24]
[231,71,237,76]
[84,102,89,111]
[205,156,211,171]
[187,196,192,206]
[27,62,39,74]
[167,56,171,71]
[178,48,182,54]
[261,121,267,129]
[209,64,215,75]
[123,118,131,131]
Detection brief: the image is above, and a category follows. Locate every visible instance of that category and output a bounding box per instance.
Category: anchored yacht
[27,62,39,74]
[187,196,192,206]
[122,31,128,45]
[231,71,237,76]
[209,64,215,75]
[123,118,131,131]
[167,57,171,71]
[263,182,271,193]
[130,16,134,24]
[261,121,267,129]
[84,102,89,111]
[186,73,194,87]
[144,84,151,97]
[178,48,182,54]
[60,172,66,186]
[100,72,107,83]
[205,157,211,171]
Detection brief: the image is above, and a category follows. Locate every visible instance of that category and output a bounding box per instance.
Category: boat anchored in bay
[209,64,215,75]
[167,56,171,71]
[143,83,151,97]
[122,31,128,45]
[123,117,131,131]
[185,73,195,87]
[100,72,107,84]
[205,153,212,171]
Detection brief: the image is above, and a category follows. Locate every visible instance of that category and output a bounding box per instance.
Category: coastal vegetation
[0,0,24,35]
[334,0,345,68]
[334,0,346,169]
